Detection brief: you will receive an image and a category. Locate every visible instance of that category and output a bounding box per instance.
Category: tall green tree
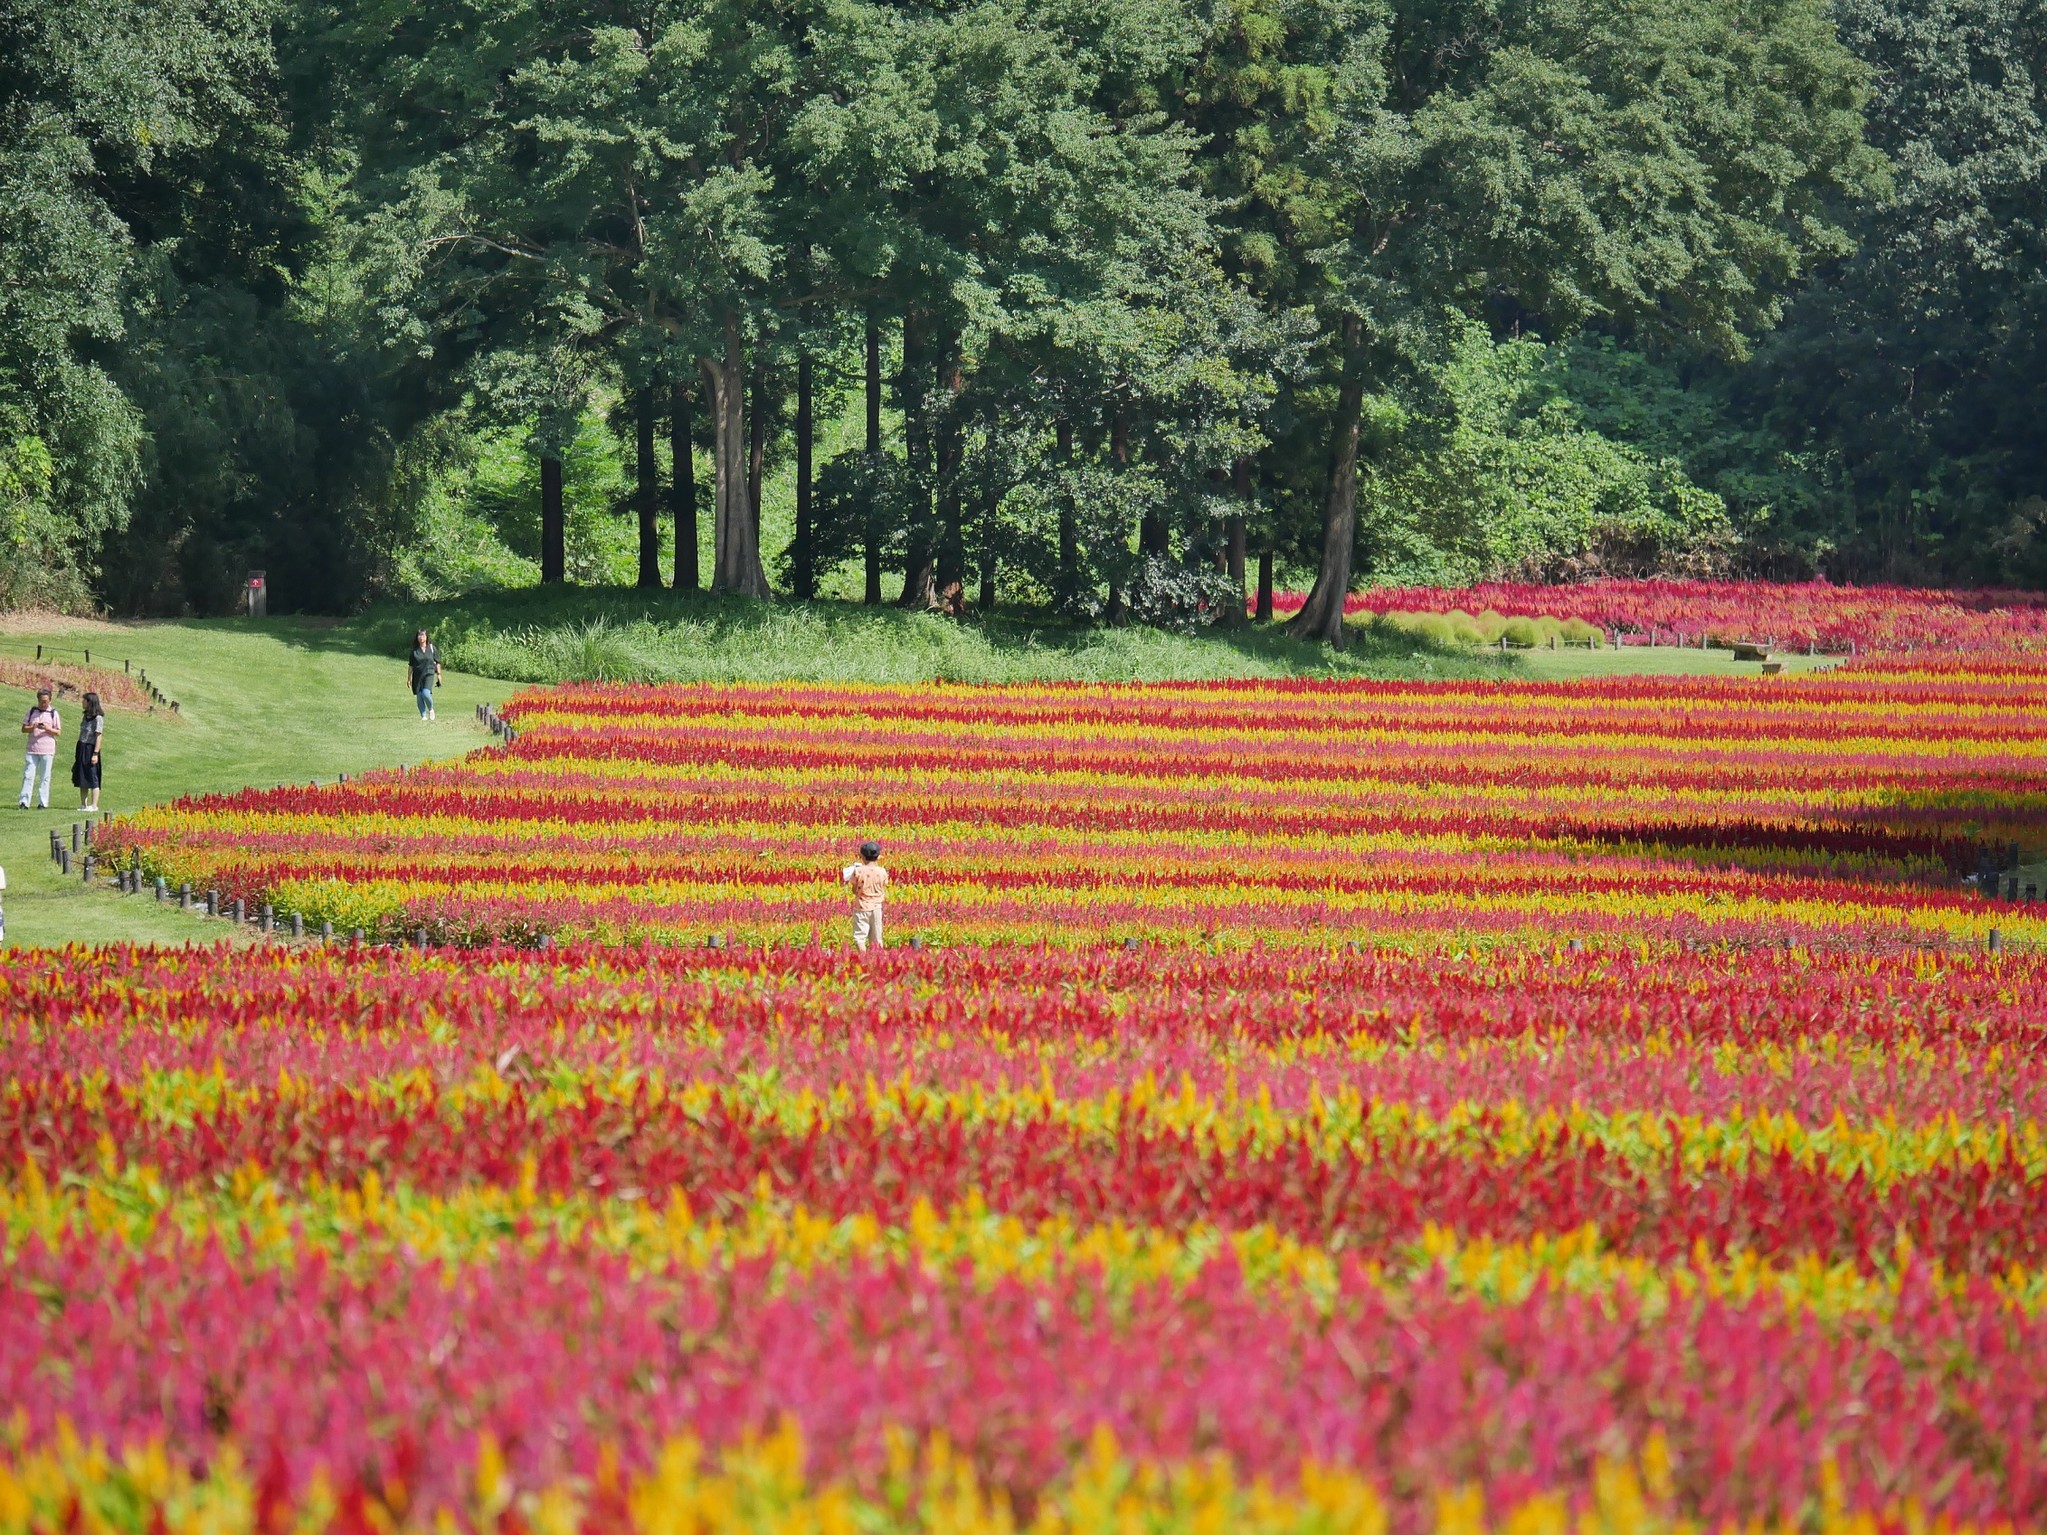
[1753,0,2046,580]
[0,0,273,608]
[1183,0,1880,644]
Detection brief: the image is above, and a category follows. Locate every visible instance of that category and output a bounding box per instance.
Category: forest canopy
[2,0,2041,639]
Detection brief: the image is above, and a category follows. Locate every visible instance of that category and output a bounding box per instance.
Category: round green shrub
[1560,618,1603,648]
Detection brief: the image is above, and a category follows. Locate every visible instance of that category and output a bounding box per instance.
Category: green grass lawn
[0,594,1826,948]
[1,618,512,947]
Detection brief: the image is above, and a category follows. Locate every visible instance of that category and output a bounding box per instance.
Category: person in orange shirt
[840,840,888,951]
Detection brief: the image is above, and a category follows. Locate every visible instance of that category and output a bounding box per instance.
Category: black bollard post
[205,890,218,917]
[909,936,925,951]
[291,912,304,940]
[349,928,365,946]
[1568,938,1585,953]
[414,928,429,950]
[57,849,69,876]
[705,933,723,950]
[320,920,334,942]
[155,877,167,903]
[180,883,193,910]
[1989,929,2003,953]
[1122,937,1141,952]
[70,824,80,853]
[260,904,274,933]
[232,897,246,924]
[2007,877,2020,902]
[80,854,92,882]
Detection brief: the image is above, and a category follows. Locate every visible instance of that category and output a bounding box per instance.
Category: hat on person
[860,840,881,860]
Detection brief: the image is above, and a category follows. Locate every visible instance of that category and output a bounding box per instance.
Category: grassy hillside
[0,619,511,947]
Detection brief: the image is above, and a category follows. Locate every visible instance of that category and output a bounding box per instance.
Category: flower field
[5,939,2047,1533]
[98,664,2047,949]
[1280,579,2047,653]
[20,652,2047,1532]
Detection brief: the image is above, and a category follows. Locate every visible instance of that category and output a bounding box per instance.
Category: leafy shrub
[1560,618,1604,647]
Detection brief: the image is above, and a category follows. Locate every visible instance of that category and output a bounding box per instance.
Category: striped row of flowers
[3,942,2044,1531]
[1289,578,2047,652]
[92,667,2047,947]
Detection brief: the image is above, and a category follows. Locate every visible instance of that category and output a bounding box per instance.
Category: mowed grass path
[1,620,511,947]
[0,597,1832,948]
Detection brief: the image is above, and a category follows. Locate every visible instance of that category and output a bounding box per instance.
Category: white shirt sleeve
[841,865,858,883]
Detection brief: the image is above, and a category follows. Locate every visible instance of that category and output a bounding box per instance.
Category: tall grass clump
[356,590,1500,687]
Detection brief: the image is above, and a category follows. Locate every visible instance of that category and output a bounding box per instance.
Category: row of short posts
[479,703,517,745]
[28,646,178,712]
[73,826,427,951]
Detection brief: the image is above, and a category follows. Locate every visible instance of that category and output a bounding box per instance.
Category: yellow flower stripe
[0,1414,2028,1535]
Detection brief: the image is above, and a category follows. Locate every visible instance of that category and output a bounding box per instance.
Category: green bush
[1471,609,1510,644]
[1436,608,1487,645]
[1412,614,1456,647]
[1559,617,1604,648]
[1500,617,1541,648]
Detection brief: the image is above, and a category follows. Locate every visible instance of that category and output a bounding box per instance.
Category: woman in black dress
[72,691,104,813]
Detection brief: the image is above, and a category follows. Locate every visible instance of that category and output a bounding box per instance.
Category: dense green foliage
[1,0,2040,630]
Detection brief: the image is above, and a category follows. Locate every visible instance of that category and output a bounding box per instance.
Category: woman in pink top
[840,840,888,951]
[19,687,60,810]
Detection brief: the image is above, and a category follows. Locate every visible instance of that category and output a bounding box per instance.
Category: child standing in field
[841,840,888,951]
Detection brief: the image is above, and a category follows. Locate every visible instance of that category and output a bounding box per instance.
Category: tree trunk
[1256,547,1274,622]
[1136,415,1166,556]
[898,310,936,609]
[1056,419,1076,604]
[1286,313,1366,648]
[704,315,769,597]
[863,314,883,605]
[747,360,767,525]
[635,387,661,589]
[671,383,698,590]
[540,453,565,584]
[979,466,998,611]
[934,328,965,590]
[793,347,814,600]
[1225,455,1250,622]
[1105,409,1129,621]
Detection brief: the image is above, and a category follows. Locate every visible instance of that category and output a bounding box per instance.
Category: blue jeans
[19,751,53,808]
[416,686,434,717]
